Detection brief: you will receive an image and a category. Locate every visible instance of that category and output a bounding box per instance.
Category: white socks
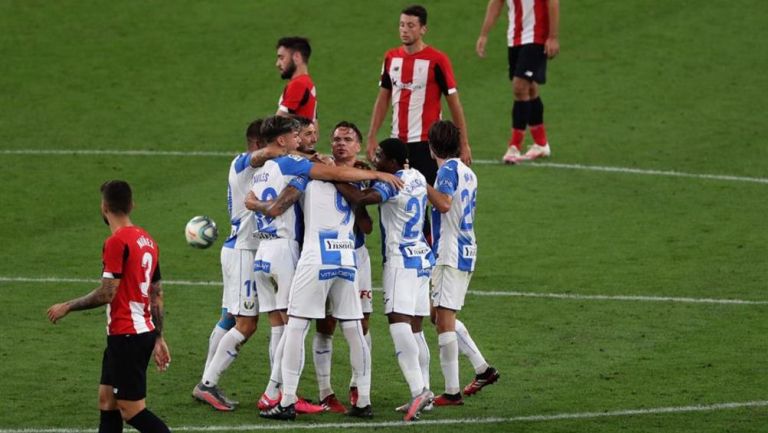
[455,319,489,374]
[265,329,286,399]
[269,325,284,368]
[204,325,228,371]
[313,332,334,401]
[280,318,310,406]
[414,330,431,390]
[350,331,373,388]
[438,331,460,394]
[389,323,425,397]
[341,321,371,407]
[202,328,245,386]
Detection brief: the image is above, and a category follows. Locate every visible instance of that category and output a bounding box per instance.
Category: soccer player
[276,37,317,124]
[336,138,435,422]
[366,4,472,186]
[426,120,500,406]
[476,0,560,163]
[246,116,401,417]
[47,180,171,433]
[192,119,286,411]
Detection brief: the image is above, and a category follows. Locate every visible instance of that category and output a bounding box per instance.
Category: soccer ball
[185,216,218,249]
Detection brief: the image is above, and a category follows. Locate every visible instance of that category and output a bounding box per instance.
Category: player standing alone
[476,0,560,163]
[276,37,318,126]
[47,180,171,433]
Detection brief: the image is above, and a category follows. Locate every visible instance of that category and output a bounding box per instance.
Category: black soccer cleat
[346,404,374,419]
[259,403,296,421]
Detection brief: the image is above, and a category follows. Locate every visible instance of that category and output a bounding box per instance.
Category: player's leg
[504,46,529,162]
[314,316,339,409]
[411,316,431,392]
[350,247,373,405]
[430,265,463,405]
[204,247,238,371]
[98,347,122,433]
[520,44,550,159]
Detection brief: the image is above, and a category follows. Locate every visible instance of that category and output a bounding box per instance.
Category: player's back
[299,180,356,267]
[251,154,312,242]
[373,169,434,271]
[225,152,259,250]
[104,226,159,335]
[431,159,478,272]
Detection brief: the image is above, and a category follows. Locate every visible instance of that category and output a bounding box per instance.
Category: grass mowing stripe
[2,400,766,432]
[2,149,767,185]
[3,276,767,305]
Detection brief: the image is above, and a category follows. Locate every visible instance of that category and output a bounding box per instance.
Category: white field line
[2,149,767,185]
[2,276,767,305]
[1,400,766,433]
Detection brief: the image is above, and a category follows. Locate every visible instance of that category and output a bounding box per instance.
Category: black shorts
[100,331,156,401]
[406,141,437,186]
[508,44,547,84]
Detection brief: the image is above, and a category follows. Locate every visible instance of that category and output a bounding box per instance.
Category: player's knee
[513,79,531,100]
[235,317,258,337]
[361,316,370,334]
[98,386,117,411]
[217,311,236,330]
[116,399,145,421]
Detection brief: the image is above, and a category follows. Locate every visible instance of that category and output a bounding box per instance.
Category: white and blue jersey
[372,169,435,275]
[298,180,357,270]
[250,154,312,242]
[224,152,260,250]
[431,159,477,272]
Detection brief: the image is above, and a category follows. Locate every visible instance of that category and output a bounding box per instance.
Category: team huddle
[46,2,558,431]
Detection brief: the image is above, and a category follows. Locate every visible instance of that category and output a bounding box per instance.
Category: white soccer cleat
[502,146,522,164]
[521,143,551,161]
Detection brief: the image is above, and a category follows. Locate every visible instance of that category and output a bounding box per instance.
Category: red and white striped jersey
[379,46,458,144]
[506,0,550,46]
[278,74,317,121]
[101,226,161,336]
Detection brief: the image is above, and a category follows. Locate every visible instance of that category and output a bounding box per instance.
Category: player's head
[428,120,461,159]
[276,36,311,79]
[261,115,301,151]
[294,115,318,154]
[375,138,408,173]
[400,5,427,46]
[100,180,133,224]
[246,118,265,151]
[331,121,363,164]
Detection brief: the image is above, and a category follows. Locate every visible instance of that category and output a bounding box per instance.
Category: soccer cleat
[259,403,296,421]
[520,143,551,161]
[192,383,235,411]
[295,398,325,414]
[349,386,359,407]
[463,366,500,396]
[403,388,434,422]
[502,146,522,164]
[395,400,433,413]
[433,392,464,406]
[346,404,374,419]
[257,392,281,411]
[321,394,347,414]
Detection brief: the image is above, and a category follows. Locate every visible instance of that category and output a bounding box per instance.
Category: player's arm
[427,184,452,214]
[445,93,473,166]
[545,0,560,59]
[366,88,392,162]
[250,146,287,168]
[47,278,120,324]
[309,164,404,190]
[476,0,505,57]
[245,186,302,218]
[354,206,373,235]
[149,275,171,372]
[335,182,383,207]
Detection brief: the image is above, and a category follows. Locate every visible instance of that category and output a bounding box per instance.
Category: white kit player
[426,121,499,406]
[192,119,286,411]
[245,116,403,417]
[336,137,435,422]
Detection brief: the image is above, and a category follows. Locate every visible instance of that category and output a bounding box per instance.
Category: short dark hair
[260,115,300,143]
[277,36,312,63]
[293,115,314,129]
[332,120,363,143]
[401,4,427,25]
[246,118,264,142]
[379,138,409,166]
[100,180,132,215]
[428,120,460,159]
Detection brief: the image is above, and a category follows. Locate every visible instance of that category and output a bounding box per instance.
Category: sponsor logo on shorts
[253,260,271,273]
[417,268,431,278]
[525,70,534,77]
[324,239,354,251]
[359,290,372,300]
[318,267,356,281]
[462,245,477,258]
[243,300,256,310]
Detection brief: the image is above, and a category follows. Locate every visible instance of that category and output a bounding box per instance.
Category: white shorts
[254,239,300,313]
[355,246,373,314]
[382,265,431,317]
[220,247,258,316]
[288,264,363,320]
[431,265,472,311]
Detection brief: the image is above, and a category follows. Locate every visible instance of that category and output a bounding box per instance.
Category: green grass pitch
[1,1,767,432]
